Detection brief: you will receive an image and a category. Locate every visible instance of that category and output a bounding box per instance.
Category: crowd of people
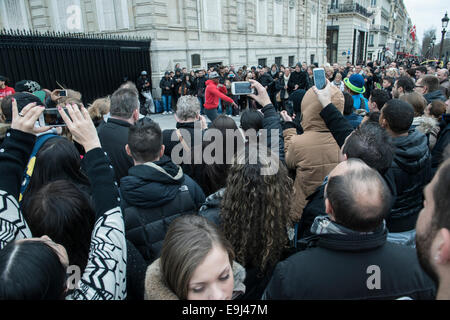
[0,56,450,301]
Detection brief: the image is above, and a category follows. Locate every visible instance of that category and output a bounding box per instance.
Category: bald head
[437,69,449,83]
[325,159,392,232]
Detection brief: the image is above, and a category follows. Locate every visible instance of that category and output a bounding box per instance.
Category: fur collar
[144,258,246,300]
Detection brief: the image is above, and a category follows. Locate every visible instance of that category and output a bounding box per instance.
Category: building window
[96,0,129,31]
[0,0,30,30]
[275,57,282,67]
[288,56,295,67]
[258,58,267,67]
[330,0,339,9]
[203,0,222,31]
[310,54,315,65]
[369,34,374,46]
[327,28,339,64]
[207,62,223,70]
[273,0,283,35]
[256,0,267,34]
[51,0,84,32]
[191,54,201,68]
[370,0,377,6]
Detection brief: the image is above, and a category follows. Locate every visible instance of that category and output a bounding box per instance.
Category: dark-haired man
[416,158,450,299]
[264,159,435,300]
[98,88,140,184]
[415,66,427,80]
[392,76,415,99]
[120,120,205,263]
[379,99,432,245]
[369,88,391,112]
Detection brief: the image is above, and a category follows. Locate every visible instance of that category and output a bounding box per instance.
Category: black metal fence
[0,30,151,105]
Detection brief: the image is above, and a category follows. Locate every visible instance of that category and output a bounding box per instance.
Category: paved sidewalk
[146,113,241,130]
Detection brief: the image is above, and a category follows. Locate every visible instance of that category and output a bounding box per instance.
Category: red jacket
[204,80,234,110]
[0,86,15,99]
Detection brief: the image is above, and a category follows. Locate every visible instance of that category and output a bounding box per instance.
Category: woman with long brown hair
[220,144,294,299]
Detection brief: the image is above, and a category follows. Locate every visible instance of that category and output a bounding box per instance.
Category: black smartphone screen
[43,108,66,126]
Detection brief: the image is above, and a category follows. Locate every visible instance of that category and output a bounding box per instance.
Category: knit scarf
[311,216,386,236]
[283,74,291,99]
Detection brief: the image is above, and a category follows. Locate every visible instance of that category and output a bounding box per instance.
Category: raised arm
[0,100,49,249]
[248,80,285,163]
[58,104,127,300]
[313,82,354,148]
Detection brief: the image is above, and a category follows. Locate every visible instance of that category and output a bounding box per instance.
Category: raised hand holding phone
[248,80,271,107]
[312,80,333,108]
[10,99,50,135]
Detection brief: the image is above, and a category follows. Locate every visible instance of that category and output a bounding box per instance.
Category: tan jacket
[284,87,344,222]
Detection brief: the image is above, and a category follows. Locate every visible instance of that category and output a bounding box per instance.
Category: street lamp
[438,12,449,64]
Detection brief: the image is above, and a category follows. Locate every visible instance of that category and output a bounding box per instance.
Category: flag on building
[409,25,416,42]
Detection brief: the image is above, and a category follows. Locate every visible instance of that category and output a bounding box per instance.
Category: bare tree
[421,28,437,58]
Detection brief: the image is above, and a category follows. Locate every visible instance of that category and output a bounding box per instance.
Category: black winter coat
[160,77,174,95]
[120,156,205,263]
[97,118,134,184]
[431,114,450,170]
[162,121,205,179]
[263,228,436,300]
[287,71,309,94]
[423,90,447,104]
[388,130,432,232]
[259,73,274,90]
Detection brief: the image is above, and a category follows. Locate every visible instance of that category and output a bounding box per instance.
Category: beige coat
[284,86,345,222]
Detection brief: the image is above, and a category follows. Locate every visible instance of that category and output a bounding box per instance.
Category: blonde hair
[87,97,111,122]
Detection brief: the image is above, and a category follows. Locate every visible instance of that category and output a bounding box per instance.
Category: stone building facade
[326,0,417,65]
[0,0,328,98]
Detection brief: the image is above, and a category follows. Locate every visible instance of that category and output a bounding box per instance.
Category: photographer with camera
[137,71,155,114]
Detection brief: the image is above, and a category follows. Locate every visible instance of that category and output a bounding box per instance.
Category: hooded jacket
[204,80,235,110]
[120,156,205,263]
[387,130,432,232]
[283,87,344,222]
[144,258,247,300]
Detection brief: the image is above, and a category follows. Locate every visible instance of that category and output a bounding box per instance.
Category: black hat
[0,75,7,82]
[15,80,41,93]
[2,92,44,122]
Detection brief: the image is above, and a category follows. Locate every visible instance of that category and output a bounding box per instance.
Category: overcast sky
[404,0,449,43]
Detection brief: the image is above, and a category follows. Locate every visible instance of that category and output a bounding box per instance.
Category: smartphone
[58,90,67,97]
[38,108,67,127]
[231,82,255,95]
[313,68,326,90]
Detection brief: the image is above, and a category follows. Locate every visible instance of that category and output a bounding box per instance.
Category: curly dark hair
[220,146,293,274]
